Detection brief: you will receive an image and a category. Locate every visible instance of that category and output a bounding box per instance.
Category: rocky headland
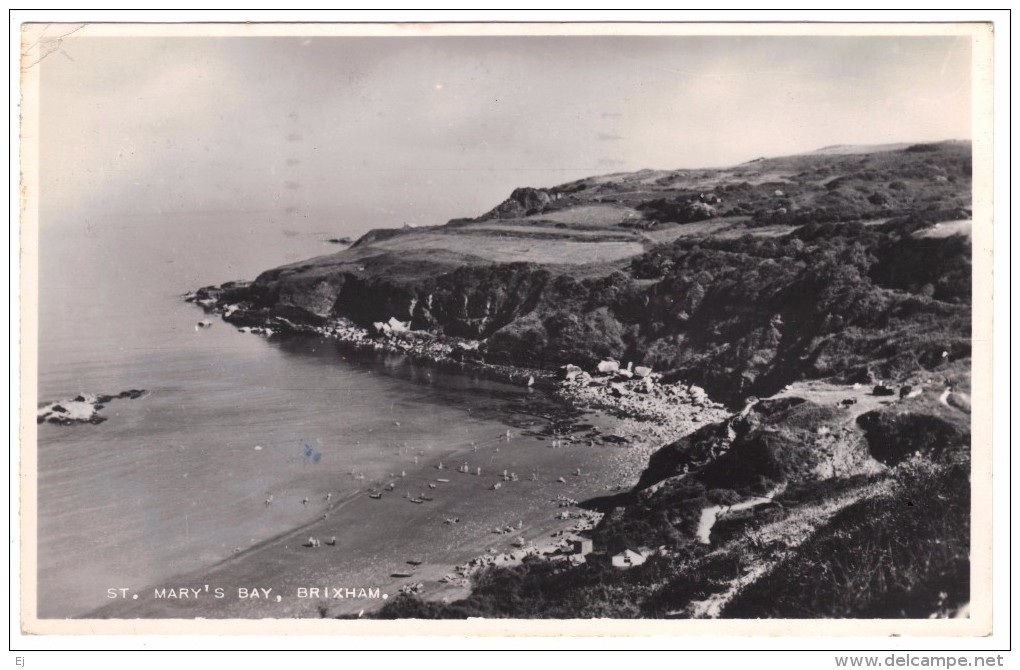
[187,141,974,619]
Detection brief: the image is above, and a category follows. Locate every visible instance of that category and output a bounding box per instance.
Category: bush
[722,456,970,618]
[856,410,970,466]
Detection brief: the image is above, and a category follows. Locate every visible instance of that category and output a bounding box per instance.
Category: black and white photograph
[16,19,997,641]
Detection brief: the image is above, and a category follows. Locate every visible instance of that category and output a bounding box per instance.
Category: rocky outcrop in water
[37,389,146,426]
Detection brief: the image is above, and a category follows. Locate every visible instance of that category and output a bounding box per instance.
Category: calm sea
[36,212,533,618]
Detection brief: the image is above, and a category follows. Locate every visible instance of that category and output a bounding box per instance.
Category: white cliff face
[408,297,418,319]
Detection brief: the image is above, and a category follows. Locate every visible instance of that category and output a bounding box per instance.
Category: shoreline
[187,282,732,417]
[83,297,731,619]
[87,401,703,619]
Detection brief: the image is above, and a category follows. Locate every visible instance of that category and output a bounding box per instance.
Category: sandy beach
[91,377,722,619]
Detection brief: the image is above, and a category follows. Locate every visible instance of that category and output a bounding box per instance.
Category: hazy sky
[35,32,972,235]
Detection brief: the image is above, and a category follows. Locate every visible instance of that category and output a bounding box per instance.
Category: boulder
[689,385,710,404]
[597,359,620,374]
[634,366,653,378]
[387,317,410,334]
[562,364,583,381]
[946,392,971,414]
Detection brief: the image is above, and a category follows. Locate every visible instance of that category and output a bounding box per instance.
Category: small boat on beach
[420,495,434,502]
[369,492,382,499]
[391,571,414,578]
[436,478,450,483]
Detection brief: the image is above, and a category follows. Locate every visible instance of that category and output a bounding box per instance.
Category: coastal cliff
[191,141,974,619]
[196,141,972,406]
